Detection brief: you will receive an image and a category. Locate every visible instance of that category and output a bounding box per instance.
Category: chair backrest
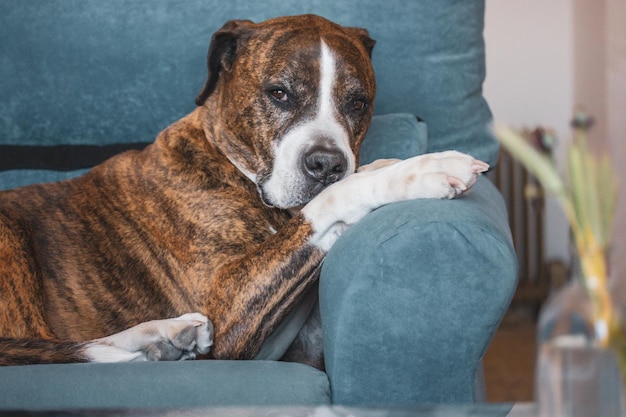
[0,0,497,165]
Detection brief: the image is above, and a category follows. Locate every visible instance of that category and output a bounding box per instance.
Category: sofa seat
[0,360,331,411]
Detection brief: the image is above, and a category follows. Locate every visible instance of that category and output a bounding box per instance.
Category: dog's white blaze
[260,40,355,208]
[319,41,356,174]
[319,41,335,120]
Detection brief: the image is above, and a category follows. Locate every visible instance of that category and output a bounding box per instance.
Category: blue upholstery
[0,0,496,165]
[321,177,517,405]
[359,114,428,166]
[0,0,517,410]
[0,361,331,410]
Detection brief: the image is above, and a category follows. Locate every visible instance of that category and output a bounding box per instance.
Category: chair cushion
[0,0,495,165]
[359,113,427,165]
[0,360,331,410]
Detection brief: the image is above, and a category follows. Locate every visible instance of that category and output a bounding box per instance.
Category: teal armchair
[0,0,517,410]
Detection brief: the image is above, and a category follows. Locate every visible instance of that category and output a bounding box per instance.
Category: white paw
[301,151,488,252]
[169,313,214,357]
[388,151,489,200]
[87,313,214,363]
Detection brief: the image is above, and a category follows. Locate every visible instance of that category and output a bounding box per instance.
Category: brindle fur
[0,15,376,366]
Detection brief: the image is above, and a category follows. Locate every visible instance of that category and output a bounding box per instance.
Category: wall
[484,0,626,289]
[605,0,626,293]
[573,0,626,288]
[483,0,574,263]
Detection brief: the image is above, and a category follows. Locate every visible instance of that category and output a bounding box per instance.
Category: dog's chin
[258,182,326,211]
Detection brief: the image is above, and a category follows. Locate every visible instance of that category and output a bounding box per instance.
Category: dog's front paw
[395,151,489,200]
[301,152,487,252]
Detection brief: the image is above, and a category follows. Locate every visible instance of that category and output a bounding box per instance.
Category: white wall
[573,1,606,147]
[484,0,626,288]
[484,0,574,137]
[605,0,626,293]
[484,0,574,263]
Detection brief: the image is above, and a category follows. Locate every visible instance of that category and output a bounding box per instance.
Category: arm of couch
[319,175,518,406]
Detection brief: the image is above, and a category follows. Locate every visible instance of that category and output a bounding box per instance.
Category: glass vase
[535,279,625,417]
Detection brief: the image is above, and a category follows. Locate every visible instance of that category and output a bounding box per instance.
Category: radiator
[491,146,551,311]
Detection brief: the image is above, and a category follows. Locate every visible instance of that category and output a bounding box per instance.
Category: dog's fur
[0,15,488,367]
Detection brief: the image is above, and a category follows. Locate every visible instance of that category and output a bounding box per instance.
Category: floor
[483,309,537,403]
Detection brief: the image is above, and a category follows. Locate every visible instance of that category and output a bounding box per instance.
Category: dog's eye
[270,89,289,103]
[352,99,368,112]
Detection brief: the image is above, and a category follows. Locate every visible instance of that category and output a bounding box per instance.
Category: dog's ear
[195,20,254,106]
[344,27,376,58]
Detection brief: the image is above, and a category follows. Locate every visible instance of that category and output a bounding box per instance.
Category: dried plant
[494,120,623,372]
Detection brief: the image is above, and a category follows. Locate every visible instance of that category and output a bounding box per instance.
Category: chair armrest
[319,176,518,406]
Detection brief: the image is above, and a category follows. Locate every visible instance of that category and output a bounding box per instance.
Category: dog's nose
[302,146,348,186]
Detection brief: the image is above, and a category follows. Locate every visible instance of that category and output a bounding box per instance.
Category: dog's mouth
[257,180,328,210]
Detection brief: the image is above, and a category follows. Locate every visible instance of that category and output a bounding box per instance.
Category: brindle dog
[0,15,488,367]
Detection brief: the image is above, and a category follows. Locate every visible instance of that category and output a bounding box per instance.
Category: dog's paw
[87,313,214,363]
[390,151,489,200]
[145,313,214,361]
[302,152,487,252]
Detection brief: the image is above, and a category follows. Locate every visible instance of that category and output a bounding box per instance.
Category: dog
[0,14,488,367]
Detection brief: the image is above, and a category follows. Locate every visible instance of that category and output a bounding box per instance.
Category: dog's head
[196,15,376,209]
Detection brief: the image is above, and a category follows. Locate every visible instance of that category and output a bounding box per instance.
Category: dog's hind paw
[86,313,214,363]
[141,313,214,361]
[159,313,214,360]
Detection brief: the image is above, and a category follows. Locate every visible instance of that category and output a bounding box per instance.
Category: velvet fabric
[359,114,428,166]
[0,0,496,165]
[0,361,331,410]
[321,177,518,406]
